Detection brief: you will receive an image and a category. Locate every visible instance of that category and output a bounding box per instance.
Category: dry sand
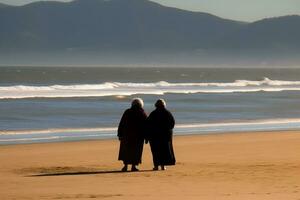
[1,131,300,200]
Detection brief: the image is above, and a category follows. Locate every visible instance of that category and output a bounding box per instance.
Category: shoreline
[1,130,300,199]
[1,128,300,146]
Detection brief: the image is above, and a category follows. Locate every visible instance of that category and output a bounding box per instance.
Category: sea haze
[1,67,300,144]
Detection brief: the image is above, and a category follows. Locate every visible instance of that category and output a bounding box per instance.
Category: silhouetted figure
[147,99,176,170]
[118,98,147,172]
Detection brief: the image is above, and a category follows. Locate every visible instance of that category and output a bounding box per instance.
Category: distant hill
[214,15,300,50]
[0,0,299,66]
[0,3,10,7]
[0,0,244,52]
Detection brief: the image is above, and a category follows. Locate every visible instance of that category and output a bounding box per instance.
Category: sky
[0,0,300,22]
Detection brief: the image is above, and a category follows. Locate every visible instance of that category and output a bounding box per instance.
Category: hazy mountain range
[0,0,299,66]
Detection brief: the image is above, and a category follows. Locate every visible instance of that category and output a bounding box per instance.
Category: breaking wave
[1,77,300,99]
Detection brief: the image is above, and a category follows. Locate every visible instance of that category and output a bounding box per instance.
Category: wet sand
[1,131,300,200]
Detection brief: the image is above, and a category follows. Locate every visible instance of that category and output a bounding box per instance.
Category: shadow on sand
[29,169,154,177]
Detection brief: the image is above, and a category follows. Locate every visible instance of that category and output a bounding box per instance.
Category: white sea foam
[176,118,300,129]
[1,118,300,137]
[2,118,300,144]
[1,78,300,99]
[0,134,115,143]
[0,127,117,135]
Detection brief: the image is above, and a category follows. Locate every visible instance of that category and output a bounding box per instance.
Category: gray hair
[155,99,166,108]
[131,98,144,108]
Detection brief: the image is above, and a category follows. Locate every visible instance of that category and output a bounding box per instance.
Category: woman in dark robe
[118,98,147,172]
[146,99,176,170]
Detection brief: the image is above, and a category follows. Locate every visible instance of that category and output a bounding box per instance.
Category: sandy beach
[1,131,300,200]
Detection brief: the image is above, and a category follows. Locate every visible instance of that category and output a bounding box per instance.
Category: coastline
[3,117,300,145]
[1,130,300,199]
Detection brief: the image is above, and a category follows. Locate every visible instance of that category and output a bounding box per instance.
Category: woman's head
[155,99,166,109]
[131,98,144,108]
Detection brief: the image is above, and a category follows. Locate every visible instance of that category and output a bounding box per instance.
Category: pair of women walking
[117,98,176,172]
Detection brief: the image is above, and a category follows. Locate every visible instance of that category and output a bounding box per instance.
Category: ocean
[1,66,300,145]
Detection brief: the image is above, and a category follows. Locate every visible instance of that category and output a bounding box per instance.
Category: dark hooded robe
[118,106,147,165]
[147,107,176,166]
